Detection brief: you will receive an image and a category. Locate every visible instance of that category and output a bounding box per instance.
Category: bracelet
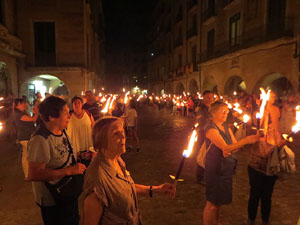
[149,185,153,198]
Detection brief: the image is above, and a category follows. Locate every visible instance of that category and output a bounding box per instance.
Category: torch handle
[175,157,186,180]
[256,118,260,132]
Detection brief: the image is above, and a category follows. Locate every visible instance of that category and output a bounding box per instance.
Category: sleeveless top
[205,121,236,174]
[67,111,93,159]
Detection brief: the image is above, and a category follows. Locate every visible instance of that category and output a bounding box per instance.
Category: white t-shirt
[67,111,93,158]
[125,108,137,127]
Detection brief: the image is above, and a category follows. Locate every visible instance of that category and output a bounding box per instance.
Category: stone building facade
[0,0,105,101]
[147,0,300,96]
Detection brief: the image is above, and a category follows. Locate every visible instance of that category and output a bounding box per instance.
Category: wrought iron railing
[199,18,294,62]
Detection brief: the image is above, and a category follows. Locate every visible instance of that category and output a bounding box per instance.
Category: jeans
[248,166,277,222]
[39,199,79,225]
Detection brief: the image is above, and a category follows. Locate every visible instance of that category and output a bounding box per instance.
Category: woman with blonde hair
[203,101,259,225]
[83,117,176,225]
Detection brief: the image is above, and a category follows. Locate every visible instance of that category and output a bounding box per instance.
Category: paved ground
[0,105,300,225]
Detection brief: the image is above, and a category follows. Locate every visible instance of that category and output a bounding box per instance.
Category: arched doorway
[224,76,247,95]
[189,79,198,94]
[202,74,217,93]
[20,74,69,104]
[175,82,185,94]
[254,73,293,97]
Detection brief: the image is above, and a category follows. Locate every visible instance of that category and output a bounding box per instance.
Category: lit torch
[170,123,199,185]
[101,97,112,114]
[282,105,300,142]
[256,88,271,131]
[137,95,143,102]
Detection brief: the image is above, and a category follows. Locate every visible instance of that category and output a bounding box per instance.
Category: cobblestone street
[0,105,299,225]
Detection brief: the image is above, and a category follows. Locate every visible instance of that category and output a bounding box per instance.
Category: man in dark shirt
[13,98,38,179]
[82,91,100,121]
[195,90,215,184]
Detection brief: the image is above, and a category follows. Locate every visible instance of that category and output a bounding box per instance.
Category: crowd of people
[0,88,298,225]
[151,89,297,225]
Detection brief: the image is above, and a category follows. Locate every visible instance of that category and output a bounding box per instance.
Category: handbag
[45,130,84,204]
[196,141,212,168]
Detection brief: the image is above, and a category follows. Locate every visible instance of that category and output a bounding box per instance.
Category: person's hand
[68,163,86,175]
[155,183,176,199]
[244,134,259,145]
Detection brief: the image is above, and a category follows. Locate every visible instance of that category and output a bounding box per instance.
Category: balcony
[186,27,197,39]
[174,38,183,48]
[187,0,198,10]
[201,8,217,24]
[199,18,294,62]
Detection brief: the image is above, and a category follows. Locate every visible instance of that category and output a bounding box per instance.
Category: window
[229,13,241,47]
[34,22,56,66]
[207,29,215,57]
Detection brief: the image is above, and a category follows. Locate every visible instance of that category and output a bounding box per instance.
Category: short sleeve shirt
[27,125,73,206]
[83,153,142,225]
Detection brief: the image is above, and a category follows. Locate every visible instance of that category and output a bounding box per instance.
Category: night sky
[102,0,157,90]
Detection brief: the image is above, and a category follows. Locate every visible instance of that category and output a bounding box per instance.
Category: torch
[255,88,270,132]
[101,97,112,114]
[170,123,199,185]
[282,105,300,142]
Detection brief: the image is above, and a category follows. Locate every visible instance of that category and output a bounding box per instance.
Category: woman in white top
[125,99,140,152]
[67,96,94,160]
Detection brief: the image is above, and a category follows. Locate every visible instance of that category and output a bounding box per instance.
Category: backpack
[196,141,212,168]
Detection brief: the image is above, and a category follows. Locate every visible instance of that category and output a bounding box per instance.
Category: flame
[137,95,143,101]
[256,88,271,119]
[101,97,112,113]
[99,92,102,97]
[123,88,125,92]
[233,103,243,114]
[233,91,237,96]
[282,134,293,142]
[243,114,250,123]
[291,105,300,133]
[182,128,198,158]
[0,97,4,101]
[124,91,130,104]
[0,122,3,131]
[109,96,116,110]
[81,91,84,96]
[234,122,239,129]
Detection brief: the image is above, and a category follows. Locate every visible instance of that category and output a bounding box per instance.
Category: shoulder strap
[54,130,76,170]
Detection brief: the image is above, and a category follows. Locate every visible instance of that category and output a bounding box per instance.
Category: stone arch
[189,79,199,94]
[224,75,247,95]
[175,82,185,94]
[20,74,70,104]
[165,83,173,94]
[202,74,218,93]
[253,72,294,96]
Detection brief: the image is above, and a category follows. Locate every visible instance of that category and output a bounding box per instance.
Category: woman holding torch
[83,117,176,225]
[203,101,259,225]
